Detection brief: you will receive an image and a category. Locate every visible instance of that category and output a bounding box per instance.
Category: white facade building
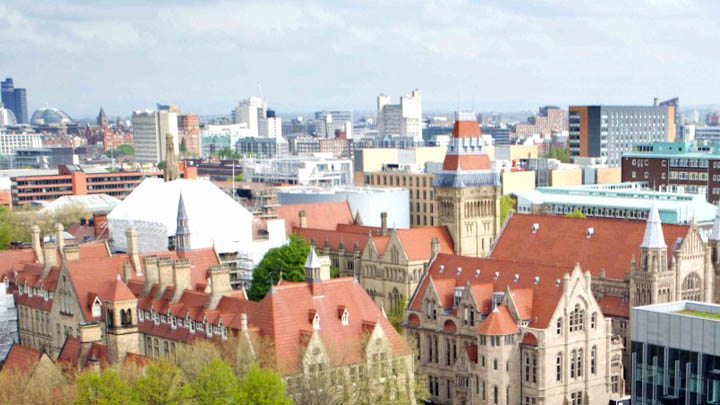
[232,96,265,137]
[266,116,282,138]
[200,123,254,156]
[0,132,42,155]
[132,109,178,164]
[377,89,422,142]
[0,104,17,127]
[242,153,353,186]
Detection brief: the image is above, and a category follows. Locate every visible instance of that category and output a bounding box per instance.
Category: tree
[233,173,244,182]
[543,145,570,163]
[187,358,240,405]
[565,208,586,219]
[157,161,166,170]
[499,195,515,225]
[388,296,406,332]
[131,360,186,405]
[0,207,12,250]
[236,364,292,405]
[106,144,134,158]
[248,234,311,301]
[75,367,134,405]
[179,138,187,154]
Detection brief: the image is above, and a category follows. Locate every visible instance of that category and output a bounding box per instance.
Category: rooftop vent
[513,274,519,283]
[457,267,462,275]
[532,223,540,233]
[555,278,561,287]
[586,227,594,238]
[439,265,444,273]
[493,271,500,280]
[475,269,481,277]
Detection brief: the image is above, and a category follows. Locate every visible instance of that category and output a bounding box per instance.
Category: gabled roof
[410,254,569,328]
[3,344,41,374]
[476,306,519,335]
[597,295,629,318]
[490,214,689,280]
[276,201,353,235]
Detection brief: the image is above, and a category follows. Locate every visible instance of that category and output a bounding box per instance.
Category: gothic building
[404,254,625,404]
[489,202,715,384]
[434,111,501,258]
[293,210,454,312]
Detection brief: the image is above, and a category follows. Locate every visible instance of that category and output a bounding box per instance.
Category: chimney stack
[298,210,307,228]
[93,212,107,237]
[122,262,133,283]
[431,237,440,257]
[170,259,191,303]
[142,256,159,296]
[155,257,174,299]
[207,264,232,310]
[380,212,388,236]
[126,227,138,256]
[31,225,43,264]
[43,242,57,269]
[55,223,65,255]
[63,244,80,261]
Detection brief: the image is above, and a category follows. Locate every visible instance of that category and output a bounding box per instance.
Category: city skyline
[2,0,720,117]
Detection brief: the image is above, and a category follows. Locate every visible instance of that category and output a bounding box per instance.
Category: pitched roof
[276,201,354,235]
[490,214,689,280]
[476,306,519,335]
[410,254,570,328]
[597,295,630,318]
[442,154,491,171]
[452,119,481,138]
[3,344,41,374]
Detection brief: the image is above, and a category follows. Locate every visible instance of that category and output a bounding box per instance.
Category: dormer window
[91,297,102,318]
[341,309,349,326]
[313,313,320,330]
[206,322,212,336]
[189,321,195,333]
[139,310,144,322]
[171,316,177,329]
[221,327,227,339]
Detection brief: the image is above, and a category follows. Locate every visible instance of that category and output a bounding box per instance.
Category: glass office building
[632,301,720,404]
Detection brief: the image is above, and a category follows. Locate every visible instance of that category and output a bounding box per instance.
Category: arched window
[570,349,576,378]
[681,273,702,301]
[577,348,583,377]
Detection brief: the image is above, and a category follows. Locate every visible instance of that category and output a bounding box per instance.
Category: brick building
[621,140,720,203]
[178,114,201,157]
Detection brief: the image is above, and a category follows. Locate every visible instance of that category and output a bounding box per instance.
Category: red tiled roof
[57,337,110,370]
[452,120,481,138]
[490,214,689,280]
[3,344,41,374]
[0,249,36,275]
[109,278,136,302]
[476,306,519,335]
[57,337,81,368]
[598,295,630,318]
[442,154,491,171]
[410,254,571,329]
[522,333,538,346]
[276,201,353,235]
[124,352,151,367]
[396,227,454,261]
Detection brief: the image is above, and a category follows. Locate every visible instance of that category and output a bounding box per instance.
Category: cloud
[1,0,718,117]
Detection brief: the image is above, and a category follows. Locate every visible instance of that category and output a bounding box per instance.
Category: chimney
[240,313,248,332]
[63,244,80,261]
[122,262,133,283]
[31,225,43,264]
[299,210,308,229]
[380,212,388,236]
[55,223,65,254]
[126,227,141,274]
[155,257,174,299]
[170,259,191,303]
[207,264,232,310]
[43,242,58,269]
[142,256,159,296]
[93,212,107,237]
[430,237,440,257]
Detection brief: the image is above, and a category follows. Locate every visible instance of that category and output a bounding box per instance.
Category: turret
[175,194,191,257]
[639,200,667,273]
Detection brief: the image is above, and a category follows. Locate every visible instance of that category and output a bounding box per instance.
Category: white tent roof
[108,178,253,254]
[39,194,121,215]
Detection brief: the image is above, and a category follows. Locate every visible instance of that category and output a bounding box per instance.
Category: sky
[2,0,720,118]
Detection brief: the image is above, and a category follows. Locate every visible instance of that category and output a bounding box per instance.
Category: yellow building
[362,169,438,227]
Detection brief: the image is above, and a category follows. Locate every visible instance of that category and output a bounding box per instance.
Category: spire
[164,133,179,181]
[176,193,190,254]
[353,210,363,225]
[641,200,666,249]
[305,247,321,270]
[710,203,720,241]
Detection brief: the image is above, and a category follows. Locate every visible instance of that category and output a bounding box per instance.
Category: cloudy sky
[2,0,719,118]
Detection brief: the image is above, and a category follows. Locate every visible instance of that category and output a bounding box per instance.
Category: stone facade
[404,256,625,405]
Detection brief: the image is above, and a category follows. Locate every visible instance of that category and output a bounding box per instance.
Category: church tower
[164,132,179,181]
[97,107,108,128]
[433,111,500,257]
[629,201,674,306]
[175,193,191,257]
[105,276,140,363]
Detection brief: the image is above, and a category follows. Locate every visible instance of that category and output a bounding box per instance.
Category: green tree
[565,208,586,219]
[388,296,406,332]
[0,207,12,250]
[499,195,515,225]
[105,144,134,158]
[157,161,166,170]
[179,138,187,153]
[543,145,570,163]
[75,368,134,405]
[131,360,186,405]
[248,234,311,301]
[236,364,292,405]
[233,173,244,182]
[188,358,240,405]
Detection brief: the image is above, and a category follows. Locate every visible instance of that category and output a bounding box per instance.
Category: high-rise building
[178,113,200,156]
[434,111,500,258]
[377,89,422,142]
[569,98,678,166]
[232,96,265,137]
[264,109,282,138]
[1,78,28,124]
[132,109,178,164]
[314,111,353,139]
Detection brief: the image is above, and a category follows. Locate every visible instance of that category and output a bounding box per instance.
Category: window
[591,312,596,329]
[556,317,562,334]
[556,353,562,381]
[341,310,349,326]
[577,348,583,377]
[493,385,498,404]
[571,391,583,405]
[570,349,576,378]
[591,346,597,374]
[91,298,101,318]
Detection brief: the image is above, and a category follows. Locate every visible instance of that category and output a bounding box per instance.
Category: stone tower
[629,201,673,306]
[175,193,190,256]
[97,107,108,128]
[164,132,179,181]
[105,276,140,363]
[433,111,500,258]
